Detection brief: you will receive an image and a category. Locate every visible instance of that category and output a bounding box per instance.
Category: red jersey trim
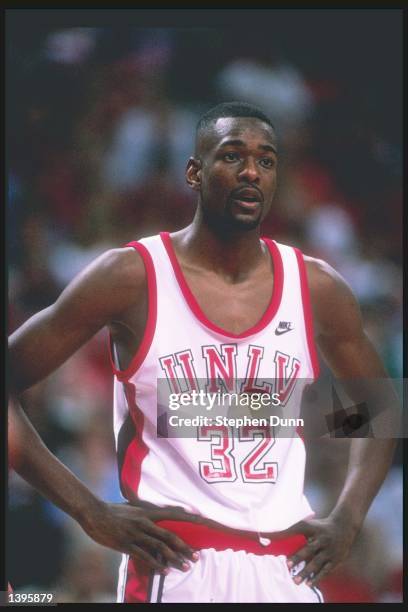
[109,241,157,382]
[294,248,320,380]
[156,520,307,557]
[160,232,284,339]
[119,381,150,503]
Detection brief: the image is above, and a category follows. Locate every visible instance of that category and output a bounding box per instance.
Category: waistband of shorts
[156,520,306,556]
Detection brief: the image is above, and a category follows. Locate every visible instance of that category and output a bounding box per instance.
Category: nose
[238,157,260,183]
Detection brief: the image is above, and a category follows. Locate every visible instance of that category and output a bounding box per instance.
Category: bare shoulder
[8,246,148,391]
[304,254,354,302]
[50,245,148,328]
[79,246,146,291]
[303,254,363,338]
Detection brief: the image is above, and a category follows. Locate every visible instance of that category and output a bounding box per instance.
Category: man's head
[186,102,278,233]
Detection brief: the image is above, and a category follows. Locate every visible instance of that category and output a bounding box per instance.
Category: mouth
[231,195,262,213]
[231,198,261,212]
[230,189,263,212]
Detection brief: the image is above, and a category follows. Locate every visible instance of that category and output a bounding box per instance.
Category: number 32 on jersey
[197,424,278,484]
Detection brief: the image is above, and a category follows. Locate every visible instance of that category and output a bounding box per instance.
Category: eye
[260,157,275,168]
[223,152,240,162]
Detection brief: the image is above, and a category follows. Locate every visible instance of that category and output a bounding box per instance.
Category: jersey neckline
[160,231,284,339]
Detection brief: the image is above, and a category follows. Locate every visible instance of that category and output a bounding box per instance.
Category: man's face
[187,117,278,232]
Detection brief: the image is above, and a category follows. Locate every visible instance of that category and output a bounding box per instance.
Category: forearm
[329,437,396,531]
[8,398,201,571]
[9,397,103,528]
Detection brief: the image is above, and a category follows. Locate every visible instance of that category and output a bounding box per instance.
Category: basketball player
[9,102,396,603]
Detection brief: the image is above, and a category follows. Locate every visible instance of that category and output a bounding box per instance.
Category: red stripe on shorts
[124,559,153,603]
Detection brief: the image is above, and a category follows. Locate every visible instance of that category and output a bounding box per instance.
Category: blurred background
[6,9,402,603]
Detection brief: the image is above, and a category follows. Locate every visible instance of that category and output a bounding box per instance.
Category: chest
[184,269,273,336]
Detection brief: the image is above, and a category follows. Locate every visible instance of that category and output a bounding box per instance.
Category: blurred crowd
[7,24,402,603]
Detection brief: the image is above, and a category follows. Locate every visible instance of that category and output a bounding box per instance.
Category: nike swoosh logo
[275,328,294,335]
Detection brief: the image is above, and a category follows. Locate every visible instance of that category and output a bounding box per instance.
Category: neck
[174,209,266,281]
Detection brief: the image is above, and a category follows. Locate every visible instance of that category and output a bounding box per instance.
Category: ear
[186,157,202,191]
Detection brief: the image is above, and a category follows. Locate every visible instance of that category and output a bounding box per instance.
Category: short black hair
[196,101,275,136]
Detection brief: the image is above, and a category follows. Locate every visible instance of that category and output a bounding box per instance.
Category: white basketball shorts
[117,520,323,603]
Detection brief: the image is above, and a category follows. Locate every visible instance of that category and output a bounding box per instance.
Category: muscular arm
[9,247,144,392]
[8,396,199,572]
[309,257,396,526]
[8,395,107,523]
[286,257,397,585]
[8,248,199,571]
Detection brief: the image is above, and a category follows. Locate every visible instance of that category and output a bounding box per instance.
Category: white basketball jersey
[111,232,319,533]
